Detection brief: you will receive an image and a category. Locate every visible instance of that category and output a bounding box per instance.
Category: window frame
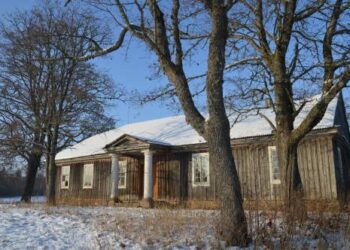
[118,160,127,189]
[82,163,94,189]
[268,146,281,185]
[60,166,70,189]
[192,152,210,187]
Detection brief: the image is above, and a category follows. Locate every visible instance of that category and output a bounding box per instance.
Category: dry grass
[115,208,216,247]
[242,196,350,249]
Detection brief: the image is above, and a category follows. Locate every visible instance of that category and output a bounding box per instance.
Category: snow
[56,95,339,160]
[0,204,99,250]
[0,204,349,249]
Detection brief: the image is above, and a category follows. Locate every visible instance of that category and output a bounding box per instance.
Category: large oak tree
[229,0,350,210]
[65,0,249,245]
[0,2,116,202]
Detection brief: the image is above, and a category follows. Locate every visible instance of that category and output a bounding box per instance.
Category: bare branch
[77,28,128,61]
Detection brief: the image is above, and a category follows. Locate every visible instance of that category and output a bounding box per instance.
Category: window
[83,164,94,189]
[192,153,210,187]
[118,160,127,189]
[268,146,281,184]
[61,166,70,189]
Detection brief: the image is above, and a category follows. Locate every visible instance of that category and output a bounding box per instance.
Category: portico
[105,134,168,207]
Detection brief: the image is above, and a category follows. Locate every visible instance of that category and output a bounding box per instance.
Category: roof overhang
[104,134,170,154]
[56,127,338,164]
[173,127,338,153]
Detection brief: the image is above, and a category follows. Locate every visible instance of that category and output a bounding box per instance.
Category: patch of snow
[56,94,339,160]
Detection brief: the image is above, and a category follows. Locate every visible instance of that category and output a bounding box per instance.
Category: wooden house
[55,94,350,208]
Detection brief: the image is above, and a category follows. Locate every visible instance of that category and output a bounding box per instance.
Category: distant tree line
[0,168,45,197]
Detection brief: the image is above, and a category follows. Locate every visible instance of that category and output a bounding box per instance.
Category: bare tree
[0,2,116,202]
[64,0,249,245]
[228,0,350,209]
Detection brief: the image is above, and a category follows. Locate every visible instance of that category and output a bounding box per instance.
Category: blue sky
[1,1,349,127]
[0,0,184,126]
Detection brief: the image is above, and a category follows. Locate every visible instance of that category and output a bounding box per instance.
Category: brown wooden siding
[186,135,339,202]
[56,158,111,205]
[297,136,337,200]
[56,134,344,206]
[332,136,350,201]
[233,145,272,200]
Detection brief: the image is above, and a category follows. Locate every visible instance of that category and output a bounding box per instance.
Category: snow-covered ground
[0,202,349,249]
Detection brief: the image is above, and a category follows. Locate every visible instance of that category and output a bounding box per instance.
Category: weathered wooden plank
[313,139,324,199]
[297,143,306,198]
[310,140,320,199]
[263,145,270,199]
[302,143,311,199]
[327,138,338,199]
[309,140,317,199]
[321,138,332,199]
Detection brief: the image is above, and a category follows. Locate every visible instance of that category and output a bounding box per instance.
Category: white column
[110,153,119,200]
[143,150,154,200]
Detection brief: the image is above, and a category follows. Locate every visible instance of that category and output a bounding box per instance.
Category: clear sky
[1,1,349,127]
[0,0,184,126]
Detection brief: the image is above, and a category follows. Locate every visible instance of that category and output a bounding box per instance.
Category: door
[153,157,180,200]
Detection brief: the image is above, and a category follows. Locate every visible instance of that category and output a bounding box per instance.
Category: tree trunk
[277,134,306,220]
[21,152,42,202]
[125,0,247,245]
[46,125,59,205]
[274,76,305,214]
[277,136,302,201]
[207,116,248,246]
[204,2,248,246]
[47,153,57,205]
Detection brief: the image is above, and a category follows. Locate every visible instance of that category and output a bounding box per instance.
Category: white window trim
[192,152,210,187]
[60,166,70,189]
[118,160,127,189]
[268,146,281,185]
[82,163,94,189]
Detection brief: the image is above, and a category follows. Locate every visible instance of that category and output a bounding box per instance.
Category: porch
[106,134,182,207]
